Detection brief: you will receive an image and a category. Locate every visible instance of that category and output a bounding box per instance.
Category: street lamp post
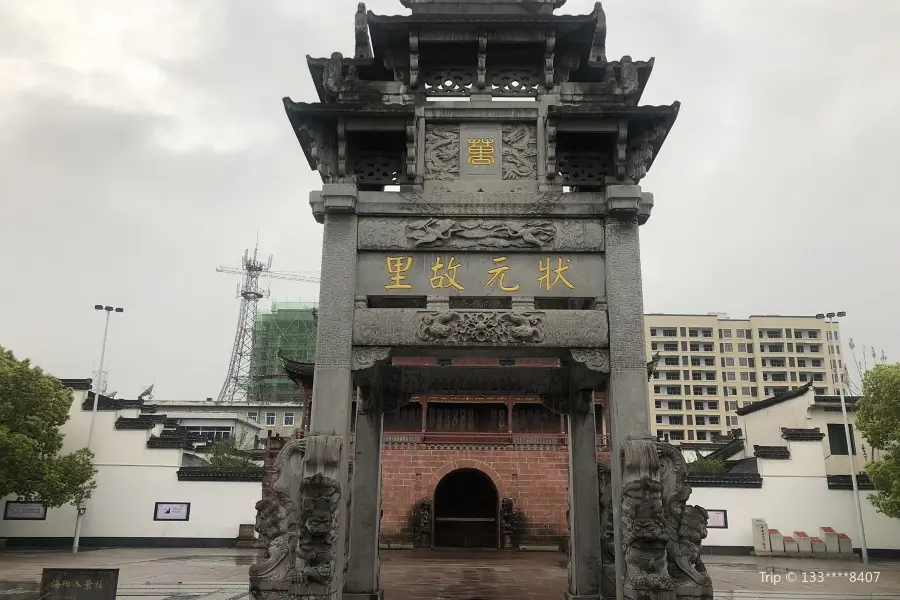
[72,305,124,554]
[816,311,868,564]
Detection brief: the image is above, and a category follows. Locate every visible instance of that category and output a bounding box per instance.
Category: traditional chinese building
[263,1,685,599]
[282,353,611,549]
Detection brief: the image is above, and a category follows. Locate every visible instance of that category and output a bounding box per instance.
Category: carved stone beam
[543,29,556,88]
[615,119,627,181]
[354,309,609,348]
[406,116,418,179]
[337,117,348,180]
[409,28,420,88]
[545,118,557,183]
[476,30,488,89]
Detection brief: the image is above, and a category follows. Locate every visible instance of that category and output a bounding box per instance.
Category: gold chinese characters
[382,255,578,293]
[384,256,413,290]
[429,256,465,291]
[467,138,495,166]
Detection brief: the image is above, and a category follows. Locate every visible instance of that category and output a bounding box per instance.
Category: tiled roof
[59,378,92,391]
[81,392,149,412]
[177,467,263,482]
[735,381,814,416]
[814,395,860,412]
[826,474,875,490]
[781,427,826,442]
[706,438,744,461]
[754,445,791,460]
[686,473,763,488]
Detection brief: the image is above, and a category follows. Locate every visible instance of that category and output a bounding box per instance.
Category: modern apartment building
[645,314,845,444]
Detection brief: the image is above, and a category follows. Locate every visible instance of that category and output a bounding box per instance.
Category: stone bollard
[820,527,840,557]
[810,536,827,558]
[793,531,813,558]
[838,533,856,560]
[783,535,800,557]
[768,529,785,555]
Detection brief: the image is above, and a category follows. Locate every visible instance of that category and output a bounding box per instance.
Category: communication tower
[216,245,320,403]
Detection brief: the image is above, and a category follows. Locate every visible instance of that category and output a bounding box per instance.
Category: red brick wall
[380,445,570,547]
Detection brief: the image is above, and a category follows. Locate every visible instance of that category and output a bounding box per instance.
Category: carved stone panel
[353,308,609,348]
[356,252,606,297]
[502,125,537,180]
[424,124,460,180]
[358,217,604,252]
[249,435,344,599]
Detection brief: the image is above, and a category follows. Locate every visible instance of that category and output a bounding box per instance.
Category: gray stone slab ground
[0,549,898,600]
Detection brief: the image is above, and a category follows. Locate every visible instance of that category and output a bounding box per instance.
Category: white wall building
[683,382,900,556]
[0,380,263,547]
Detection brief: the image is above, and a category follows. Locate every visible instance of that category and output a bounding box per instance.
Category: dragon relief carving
[424,125,460,180]
[502,125,538,180]
[249,436,343,595]
[417,311,544,345]
[405,218,555,250]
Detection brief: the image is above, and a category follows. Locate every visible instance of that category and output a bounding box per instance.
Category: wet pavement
[1,548,899,600]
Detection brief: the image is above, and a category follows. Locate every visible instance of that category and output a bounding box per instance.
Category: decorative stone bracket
[606,184,653,224]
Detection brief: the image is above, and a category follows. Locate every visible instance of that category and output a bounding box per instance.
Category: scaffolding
[249,301,318,405]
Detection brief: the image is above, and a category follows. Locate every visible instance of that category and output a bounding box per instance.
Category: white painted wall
[691,477,900,550]
[739,388,870,476]
[0,393,261,542]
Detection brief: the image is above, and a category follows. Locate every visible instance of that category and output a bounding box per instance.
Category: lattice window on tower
[421,43,478,98]
[448,297,512,310]
[349,130,409,190]
[555,132,617,189]
[489,68,541,98]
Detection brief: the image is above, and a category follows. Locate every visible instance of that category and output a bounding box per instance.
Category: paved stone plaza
[1,549,899,600]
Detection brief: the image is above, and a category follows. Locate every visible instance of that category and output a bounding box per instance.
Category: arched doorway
[433,468,499,548]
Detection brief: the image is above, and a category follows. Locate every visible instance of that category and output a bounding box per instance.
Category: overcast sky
[1,0,897,400]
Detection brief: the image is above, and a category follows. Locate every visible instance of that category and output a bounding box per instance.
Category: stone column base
[344,591,384,600]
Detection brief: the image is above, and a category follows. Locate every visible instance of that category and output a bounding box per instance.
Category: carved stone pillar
[344,388,385,600]
[309,183,359,598]
[565,388,602,600]
[605,184,654,600]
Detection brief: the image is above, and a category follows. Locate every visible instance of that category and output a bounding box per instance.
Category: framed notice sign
[706,509,728,529]
[4,501,47,520]
[41,568,118,600]
[153,502,191,521]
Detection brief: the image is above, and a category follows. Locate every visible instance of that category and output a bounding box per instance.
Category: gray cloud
[0,0,896,398]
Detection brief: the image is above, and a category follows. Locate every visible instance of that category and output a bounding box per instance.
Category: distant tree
[686,457,726,474]
[207,430,258,468]
[855,363,900,519]
[0,346,97,508]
